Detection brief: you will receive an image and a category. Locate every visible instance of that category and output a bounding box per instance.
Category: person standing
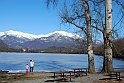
[30,60,34,72]
[26,64,28,73]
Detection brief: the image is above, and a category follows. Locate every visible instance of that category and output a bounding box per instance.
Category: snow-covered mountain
[0,30,79,40]
[0,30,102,49]
[0,30,82,49]
[0,39,8,48]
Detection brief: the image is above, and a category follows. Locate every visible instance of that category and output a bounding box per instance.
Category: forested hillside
[0,39,8,48]
[94,38,124,59]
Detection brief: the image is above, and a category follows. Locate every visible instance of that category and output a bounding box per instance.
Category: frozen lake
[0,52,124,72]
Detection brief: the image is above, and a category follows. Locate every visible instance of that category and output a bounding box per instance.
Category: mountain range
[0,39,8,48]
[0,30,102,49]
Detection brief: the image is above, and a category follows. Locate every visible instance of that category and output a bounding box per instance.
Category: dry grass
[0,72,46,82]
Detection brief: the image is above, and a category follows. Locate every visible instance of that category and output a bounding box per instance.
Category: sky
[0,0,76,35]
[0,0,124,38]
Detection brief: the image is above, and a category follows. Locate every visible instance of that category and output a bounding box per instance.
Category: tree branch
[61,16,87,35]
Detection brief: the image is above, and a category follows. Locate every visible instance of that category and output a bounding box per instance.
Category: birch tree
[60,0,95,73]
[91,0,123,73]
[91,0,113,73]
[47,0,95,73]
[102,0,113,72]
[82,0,95,73]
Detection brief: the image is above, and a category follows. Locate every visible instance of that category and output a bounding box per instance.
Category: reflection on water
[0,52,124,72]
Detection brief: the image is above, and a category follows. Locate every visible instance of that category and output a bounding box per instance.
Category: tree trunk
[82,0,95,73]
[102,0,113,73]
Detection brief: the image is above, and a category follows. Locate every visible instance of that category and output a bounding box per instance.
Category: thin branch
[61,16,87,35]
[113,14,124,28]
[46,0,58,8]
[91,25,104,33]
[114,0,124,8]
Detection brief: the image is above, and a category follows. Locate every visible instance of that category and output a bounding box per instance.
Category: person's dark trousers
[32,67,34,72]
[30,67,31,72]
[30,67,34,72]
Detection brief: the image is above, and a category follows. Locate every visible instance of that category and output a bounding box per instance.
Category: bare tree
[47,0,95,73]
[91,0,113,73]
[103,0,124,73]
[82,0,95,73]
[91,0,124,73]
[102,0,113,72]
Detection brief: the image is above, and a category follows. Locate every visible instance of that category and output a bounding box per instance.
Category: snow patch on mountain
[0,30,39,39]
[0,30,80,40]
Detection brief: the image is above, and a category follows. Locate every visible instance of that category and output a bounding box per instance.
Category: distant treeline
[0,48,40,53]
[0,48,23,52]
[94,38,124,59]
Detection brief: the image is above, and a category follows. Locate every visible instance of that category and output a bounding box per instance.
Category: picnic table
[50,68,88,82]
[0,70,9,76]
[0,70,25,77]
[110,68,124,80]
[52,70,74,82]
[73,68,88,77]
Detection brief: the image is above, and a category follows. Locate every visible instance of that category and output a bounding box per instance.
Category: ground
[0,72,124,83]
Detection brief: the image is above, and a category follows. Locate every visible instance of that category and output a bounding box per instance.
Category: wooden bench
[110,69,124,80]
[52,70,75,82]
[73,68,88,77]
[0,70,25,78]
[0,70,9,74]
